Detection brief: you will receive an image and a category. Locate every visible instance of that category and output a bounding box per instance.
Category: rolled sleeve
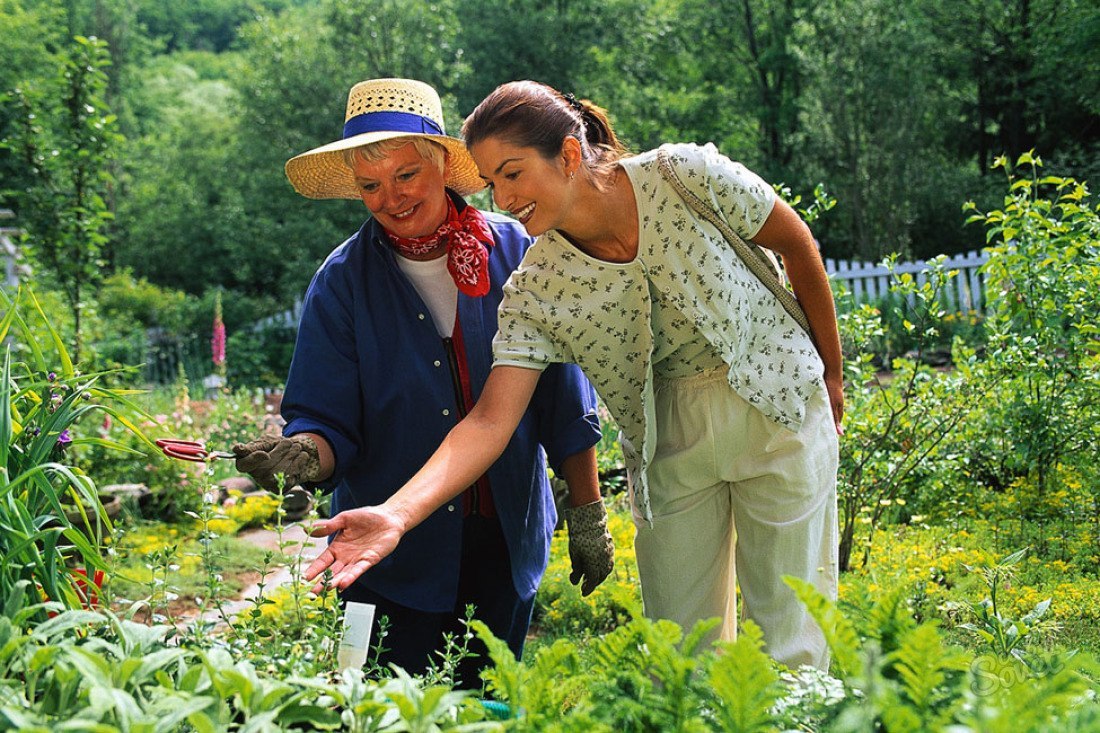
[694,142,777,240]
[531,363,601,473]
[492,274,568,369]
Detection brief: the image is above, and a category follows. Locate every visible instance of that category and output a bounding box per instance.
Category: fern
[519,639,584,723]
[706,622,782,733]
[469,619,522,708]
[961,652,1093,732]
[785,576,862,679]
[888,623,967,728]
[866,588,918,657]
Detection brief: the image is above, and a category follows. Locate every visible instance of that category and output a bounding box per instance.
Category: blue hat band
[343,110,444,140]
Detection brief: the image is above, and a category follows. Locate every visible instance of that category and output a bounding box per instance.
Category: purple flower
[56,429,72,450]
[47,371,57,382]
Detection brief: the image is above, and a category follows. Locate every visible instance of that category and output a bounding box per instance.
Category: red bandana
[385,198,495,297]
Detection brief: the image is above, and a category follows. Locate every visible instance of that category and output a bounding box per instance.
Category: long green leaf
[1,348,11,471]
[26,289,73,378]
[0,290,46,371]
[72,437,146,456]
[0,300,17,350]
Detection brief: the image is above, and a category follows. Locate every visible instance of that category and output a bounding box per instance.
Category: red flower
[72,567,106,610]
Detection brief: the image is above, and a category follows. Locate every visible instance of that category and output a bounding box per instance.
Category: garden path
[198,524,328,622]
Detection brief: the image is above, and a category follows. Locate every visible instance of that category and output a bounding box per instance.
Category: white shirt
[395,253,457,337]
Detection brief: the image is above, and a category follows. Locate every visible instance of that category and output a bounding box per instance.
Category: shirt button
[433,360,441,367]
[442,409,450,416]
[418,313,426,320]
[447,505,455,512]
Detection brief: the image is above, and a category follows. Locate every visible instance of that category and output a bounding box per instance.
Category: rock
[218,476,258,494]
[101,482,151,512]
[282,488,313,521]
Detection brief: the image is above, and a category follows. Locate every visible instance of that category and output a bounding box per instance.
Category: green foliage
[794,0,961,259]
[0,606,493,732]
[0,288,154,621]
[963,153,1100,515]
[705,622,784,733]
[835,257,980,571]
[4,34,122,362]
[132,0,295,54]
[226,323,296,389]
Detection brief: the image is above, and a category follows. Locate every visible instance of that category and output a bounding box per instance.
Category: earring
[569,170,576,180]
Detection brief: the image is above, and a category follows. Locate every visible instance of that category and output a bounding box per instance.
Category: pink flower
[211,318,226,367]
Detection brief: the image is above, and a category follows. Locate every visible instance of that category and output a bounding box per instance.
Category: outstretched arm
[752,199,845,434]
[303,365,543,591]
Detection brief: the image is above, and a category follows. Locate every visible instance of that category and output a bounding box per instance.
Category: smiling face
[470,136,573,237]
[352,141,450,239]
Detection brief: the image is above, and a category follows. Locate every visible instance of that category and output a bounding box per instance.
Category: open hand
[303,506,406,593]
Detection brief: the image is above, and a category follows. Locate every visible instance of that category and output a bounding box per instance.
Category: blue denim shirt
[281,198,601,611]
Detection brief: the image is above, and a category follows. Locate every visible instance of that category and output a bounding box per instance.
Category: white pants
[630,369,838,669]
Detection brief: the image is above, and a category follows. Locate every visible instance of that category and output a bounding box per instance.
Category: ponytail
[463,81,629,188]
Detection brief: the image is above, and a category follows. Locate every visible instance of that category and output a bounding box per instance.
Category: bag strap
[656,149,813,336]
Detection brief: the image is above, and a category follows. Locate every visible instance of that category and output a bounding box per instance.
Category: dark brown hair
[462,81,628,187]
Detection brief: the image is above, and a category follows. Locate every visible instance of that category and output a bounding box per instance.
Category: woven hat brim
[285,131,485,200]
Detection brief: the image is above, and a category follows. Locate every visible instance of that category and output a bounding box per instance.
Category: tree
[793,0,961,260]
[5,35,122,362]
[454,0,642,115]
[0,1,67,213]
[675,0,809,179]
[927,0,1100,181]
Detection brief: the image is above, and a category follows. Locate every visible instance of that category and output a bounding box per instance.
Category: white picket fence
[247,249,993,334]
[825,250,990,315]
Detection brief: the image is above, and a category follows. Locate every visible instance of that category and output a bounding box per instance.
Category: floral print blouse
[492,143,824,521]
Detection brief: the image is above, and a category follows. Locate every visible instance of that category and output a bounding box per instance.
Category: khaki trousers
[630,369,838,669]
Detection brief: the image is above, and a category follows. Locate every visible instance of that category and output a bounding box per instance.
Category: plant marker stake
[338,601,376,671]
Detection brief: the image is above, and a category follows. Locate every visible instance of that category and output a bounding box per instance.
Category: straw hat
[285,78,485,199]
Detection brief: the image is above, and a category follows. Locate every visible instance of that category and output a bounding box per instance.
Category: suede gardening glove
[232,434,321,491]
[564,499,614,596]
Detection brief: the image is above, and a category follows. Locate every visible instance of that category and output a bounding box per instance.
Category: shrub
[964,152,1100,519]
[835,257,980,571]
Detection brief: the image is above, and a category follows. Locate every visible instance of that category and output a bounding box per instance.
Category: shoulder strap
[656,149,812,336]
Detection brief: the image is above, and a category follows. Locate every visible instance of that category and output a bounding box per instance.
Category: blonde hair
[341,137,447,173]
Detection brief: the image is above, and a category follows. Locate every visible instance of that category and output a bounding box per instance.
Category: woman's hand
[304,506,406,592]
[825,372,845,435]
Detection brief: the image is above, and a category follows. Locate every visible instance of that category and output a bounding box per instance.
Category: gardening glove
[564,499,614,596]
[231,434,321,491]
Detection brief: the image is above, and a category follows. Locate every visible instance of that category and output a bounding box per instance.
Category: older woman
[231,78,610,688]
[304,80,842,670]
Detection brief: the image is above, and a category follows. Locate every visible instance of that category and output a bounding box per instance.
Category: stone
[218,476,258,493]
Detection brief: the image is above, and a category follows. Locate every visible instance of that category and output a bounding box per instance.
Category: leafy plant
[963,152,1100,554]
[958,548,1057,662]
[835,257,981,571]
[0,287,155,621]
[4,35,122,361]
